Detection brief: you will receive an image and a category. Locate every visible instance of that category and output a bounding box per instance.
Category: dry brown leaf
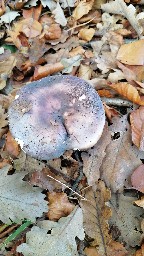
[78,10,101,24]
[135,197,144,208]
[5,131,20,158]
[81,181,111,252]
[47,192,75,221]
[100,115,143,192]
[0,52,16,90]
[104,103,120,122]
[44,24,61,40]
[78,28,95,41]
[81,124,111,186]
[130,106,144,150]
[117,40,144,65]
[8,18,42,48]
[69,46,85,57]
[108,82,144,105]
[22,4,42,20]
[81,181,127,255]
[0,0,5,16]
[134,244,144,256]
[97,89,114,98]
[0,105,8,139]
[85,242,127,256]
[78,64,92,80]
[32,62,64,80]
[72,0,94,20]
[29,167,67,191]
[131,165,144,192]
[84,247,99,256]
[109,193,144,246]
[117,61,144,84]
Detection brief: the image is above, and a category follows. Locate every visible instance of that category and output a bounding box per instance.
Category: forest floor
[0,0,144,255]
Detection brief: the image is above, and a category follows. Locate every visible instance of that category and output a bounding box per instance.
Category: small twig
[101,97,134,107]
[67,16,96,32]
[46,174,87,200]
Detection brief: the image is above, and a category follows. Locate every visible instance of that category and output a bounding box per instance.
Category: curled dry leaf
[78,64,92,80]
[131,165,144,192]
[104,103,120,122]
[101,115,143,192]
[8,18,42,48]
[130,106,144,150]
[22,4,42,20]
[134,244,144,256]
[117,40,144,65]
[52,2,67,26]
[32,62,64,80]
[81,181,127,256]
[5,131,20,158]
[135,197,144,208]
[101,0,143,37]
[117,61,144,84]
[44,24,61,40]
[78,28,95,41]
[72,0,94,20]
[108,82,144,105]
[81,124,111,186]
[47,192,75,221]
[109,193,144,246]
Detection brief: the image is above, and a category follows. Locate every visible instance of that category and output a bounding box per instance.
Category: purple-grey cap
[8,75,105,160]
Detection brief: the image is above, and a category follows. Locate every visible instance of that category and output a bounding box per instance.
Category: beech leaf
[52,2,67,26]
[0,165,48,224]
[100,115,143,192]
[17,207,85,256]
[108,82,144,105]
[61,55,83,73]
[130,106,144,150]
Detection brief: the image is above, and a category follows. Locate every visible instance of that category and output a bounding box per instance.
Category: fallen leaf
[29,167,67,191]
[109,193,144,246]
[135,197,144,208]
[117,40,144,65]
[60,0,76,8]
[117,61,144,84]
[72,0,94,20]
[78,28,95,41]
[0,105,8,137]
[81,181,127,255]
[130,106,144,150]
[69,46,85,57]
[101,0,144,37]
[5,131,20,158]
[61,55,83,73]
[32,62,64,80]
[100,115,143,192]
[22,4,42,20]
[0,165,48,224]
[0,8,20,24]
[0,51,16,90]
[108,82,144,105]
[81,181,111,250]
[17,207,85,256]
[104,103,120,122]
[41,0,56,10]
[47,192,75,220]
[44,24,61,40]
[134,244,144,256]
[52,2,67,26]
[78,64,92,80]
[131,165,144,192]
[81,124,111,185]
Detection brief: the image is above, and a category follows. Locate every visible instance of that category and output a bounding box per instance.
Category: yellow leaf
[72,0,94,20]
[78,27,95,41]
[109,82,144,105]
[117,39,144,65]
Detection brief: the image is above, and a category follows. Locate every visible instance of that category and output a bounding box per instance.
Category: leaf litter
[0,0,144,255]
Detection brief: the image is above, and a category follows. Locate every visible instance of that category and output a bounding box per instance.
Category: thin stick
[46,174,87,200]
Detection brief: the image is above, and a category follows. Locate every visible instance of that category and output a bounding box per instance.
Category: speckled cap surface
[8,75,105,160]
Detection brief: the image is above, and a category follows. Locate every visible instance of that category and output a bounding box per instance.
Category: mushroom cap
[8,75,105,160]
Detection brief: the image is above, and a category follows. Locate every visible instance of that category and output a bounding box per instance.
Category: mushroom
[8,75,105,160]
